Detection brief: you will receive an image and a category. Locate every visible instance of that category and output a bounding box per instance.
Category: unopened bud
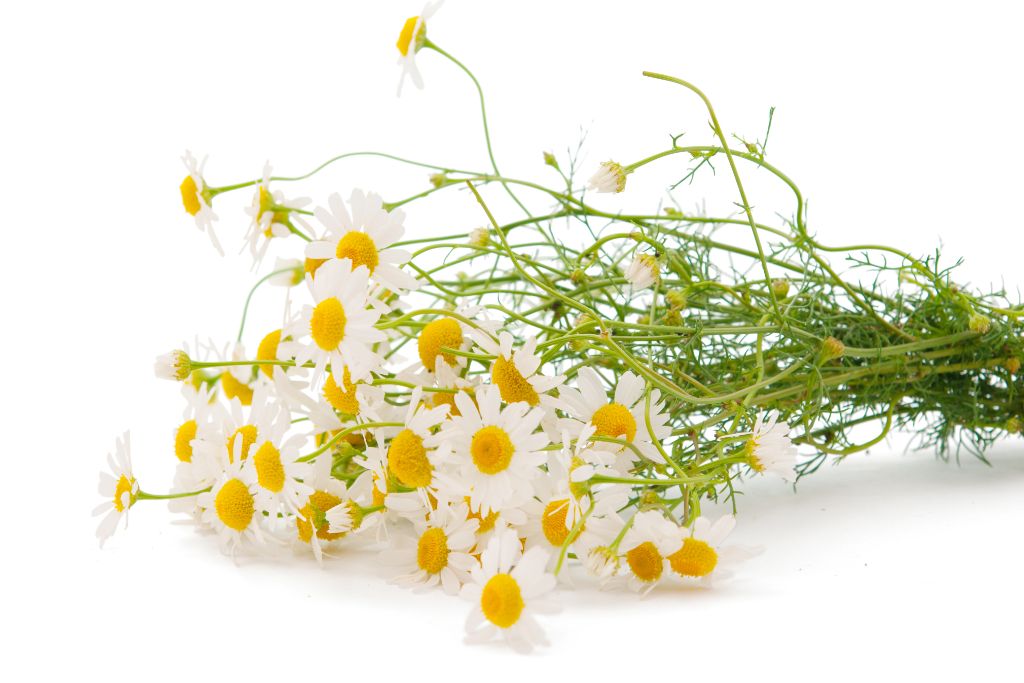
[1005,417,1022,435]
[968,313,991,334]
[820,336,845,362]
[429,173,447,188]
[468,227,489,248]
[1006,357,1021,374]
[665,289,687,310]
[154,350,192,382]
[543,151,559,169]
[771,278,790,299]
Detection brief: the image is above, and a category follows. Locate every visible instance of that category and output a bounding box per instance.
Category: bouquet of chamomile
[94,2,1023,653]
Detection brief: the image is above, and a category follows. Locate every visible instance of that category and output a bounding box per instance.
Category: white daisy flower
[619,510,684,595]
[154,349,191,382]
[740,410,798,480]
[93,432,138,547]
[396,1,443,95]
[587,160,627,194]
[377,388,450,504]
[248,408,313,523]
[432,384,548,515]
[243,161,312,267]
[625,253,661,291]
[559,367,670,465]
[168,381,225,518]
[460,530,559,654]
[381,501,480,595]
[471,330,565,410]
[305,190,419,295]
[290,259,386,386]
[269,257,304,287]
[179,150,222,254]
[197,460,265,555]
[295,454,355,565]
[666,514,759,586]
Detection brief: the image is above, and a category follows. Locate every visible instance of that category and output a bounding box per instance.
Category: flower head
[587,160,627,194]
[93,432,138,547]
[396,1,443,95]
[154,350,192,382]
[625,253,660,292]
[741,410,797,480]
[180,151,221,254]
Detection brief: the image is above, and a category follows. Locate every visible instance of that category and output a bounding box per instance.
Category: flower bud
[468,227,490,248]
[154,350,192,382]
[1005,417,1022,435]
[819,336,845,362]
[429,173,447,188]
[968,313,991,334]
[771,278,790,299]
[587,160,627,194]
[665,289,687,310]
[543,151,559,169]
[1006,357,1021,374]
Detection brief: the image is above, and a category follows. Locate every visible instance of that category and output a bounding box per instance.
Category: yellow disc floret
[215,478,255,532]
[220,372,253,406]
[335,232,380,273]
[416,527,450,575]
[256,329,282,379]
[323,368,360,415]
[668,537,718,578]
[591,403,637,442]
[491,356,540,406]
[466,497,499,534]
[626,541,664,583]
[417,318,463,372]
[252,442,286,493]
[471,425,514,475]
[226,425,258,463]
[112,474,137,512]
[480,573,524,629]
[310,297,347,350]
[174,419,198,463]
[296,490,345,543]
[388,429,433,488]
[541,499,579,547]
[396,16,424,56]
[180,175,201,215]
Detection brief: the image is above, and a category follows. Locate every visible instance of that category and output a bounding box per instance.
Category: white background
[3,0,1023,680]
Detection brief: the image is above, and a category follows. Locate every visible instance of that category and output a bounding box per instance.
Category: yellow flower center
[388,429,432,488]
[416,527,450,574]
[310,297,347,350]
[491,356,540,406]
[305,257,327,278]
[480,573,524,629]
[226,425,258,463]
[396,16,423,57]
[470,425,514,475]
[180,175,201,215]
[113,474,136,512]
[431,389,460,416]
[297,490,345,543]
[466,497,499,534]
[417,318,463,372]
[335,232,380,273]
[256,187,288,238]
[668,538,719,578]
[626,541,664,583]
[220,372,253,406]
[253,442,286,493]
[323,368,360,415]
[592,403,637,442]
[256,329,282,379]
[214,478,255,532]
[744,438,765,473]
[174,419,197,463]
[541,498,581,547]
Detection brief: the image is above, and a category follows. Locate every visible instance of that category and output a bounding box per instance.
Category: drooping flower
[587,160,627,194]
[396,1,444,95]
[625,253,660,291]
[179,150,221,254]
[740,410,798,480]
[93,432,138,547]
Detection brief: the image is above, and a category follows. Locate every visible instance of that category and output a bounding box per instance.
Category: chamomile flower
[379,388,450,504]
[249,415,312,523]
[295,455,354,565]
[434,384,548,515]
[269,257,304,287]
[290,259,386,386]
[666,514,757,586]
[471,330,565,409]
[396,1,443,95]
[461,530,559,654]
[93,432,138,547]
[619,510,684,595]
[154,349,192,382]
[413,315,472,376]
[559,367,670,465]
[305,190,418,295]
[382,501,480,595]
[625,253,660,292]
[179,150,221,254]
[197,461,265,555]
[243,162,312,267]
[168,381,225,517]
[587,160,627,194]
[740,410,798,480]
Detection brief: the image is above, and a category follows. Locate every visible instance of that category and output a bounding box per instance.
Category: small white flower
[666,514,760,586]
[741,410,798,480]
[154,349,191,382]
[243,162,312,267]
[468,227,489,247]
[587,160,627,194]
[471,330,565,410]
[584,545,621,580]
[396,1,444,95]
[625,253,660,291]
[381,501,480,595]
[93,432,138,547]
[460,530,559,654]
[305,190,419,295]
[269,257,304,287]
[619,510,684,595]
[179,150,222,254]
[294,455,353,565]
[197,461,265,556]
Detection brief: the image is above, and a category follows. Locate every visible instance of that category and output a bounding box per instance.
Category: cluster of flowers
[94,3,799,653]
